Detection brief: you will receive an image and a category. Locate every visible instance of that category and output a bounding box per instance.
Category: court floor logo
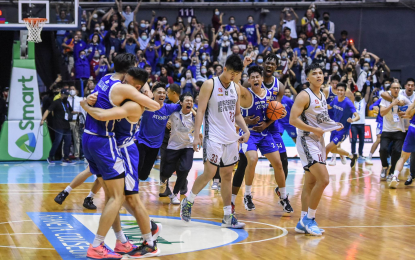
[27,212,248,260]
[15,132,36,153]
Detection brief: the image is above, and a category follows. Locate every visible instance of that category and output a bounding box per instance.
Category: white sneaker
[328,156,336,166]
[170,195,180,205]
[387,174,393,181]
[340,155,347,165]
[389,176,399,189]
[380,168,387,180]
[221,214,245,229]
[211,181,219,190]
[365,157,373,165]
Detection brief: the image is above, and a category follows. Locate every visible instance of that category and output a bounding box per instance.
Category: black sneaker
[83,197,97,210]
[243,194,255,211]
[150,220,162,241]
[279,194,294,213]
[180,179,188,195]
[128,241,160,258]
[350,154,358,168]
[62,158,76,165]
[159,185,172,197]
[405,175,413,186]
[54,190,69,205]
[47,157,55,165]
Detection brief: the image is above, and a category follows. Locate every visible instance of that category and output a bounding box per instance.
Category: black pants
[136,142,160,181]
[160,148,194,195]
[351,124,365,155]
[411,152,415,178]
[160,142,168,180]
[379,131,406,173]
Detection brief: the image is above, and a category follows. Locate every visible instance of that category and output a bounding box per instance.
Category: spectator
[145,39,160,70]
[94,55,111,82]
[180,70,198,96]
[72,32,87,62]
[89,50,101,79]
[84,79,95,97]
[306,36,322,60]
[56,5,72,51]
[351,86,371,158]
[241,16,258,46]
[68,85,83,159]
[212,9,224,33]
[301,9,320,39]
[279,27,298,50]
[0,87,8,130]
[74,50,90,81]
[88,33,106,56]
[319,12,335,35]
[120,2,140,28]
[225,16,239,33]
[160,65,174,85]
[280,7,299,39]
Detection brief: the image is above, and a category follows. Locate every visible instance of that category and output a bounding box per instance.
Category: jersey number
[229,112,235,122]
[317,154,323,162]
[211,154,219,164]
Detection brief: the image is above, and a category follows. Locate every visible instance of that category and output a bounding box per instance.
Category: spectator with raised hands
[301,8,320,39]
[225,16,239,33]
[144,39,160,71]
[94,55,110,83]
[122,33,138,54]
[211,9,224,32]
[172,58,185,84]
[306,36,322,59]
[180,70,198,97]
[241,15,258,46]
[280,7,299,39]
[88,33,106,56]
[319,12,335,35]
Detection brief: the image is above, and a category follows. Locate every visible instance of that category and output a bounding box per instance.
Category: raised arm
[380,91,393,102]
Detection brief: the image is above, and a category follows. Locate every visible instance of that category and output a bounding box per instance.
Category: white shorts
[203,139,239,167]
[296,135,326,171]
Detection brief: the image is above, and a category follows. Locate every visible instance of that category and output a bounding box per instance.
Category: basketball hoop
[23,18,47,43]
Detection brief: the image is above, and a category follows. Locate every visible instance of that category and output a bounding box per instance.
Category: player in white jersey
[180,54,250,228]
[289,64,343,236]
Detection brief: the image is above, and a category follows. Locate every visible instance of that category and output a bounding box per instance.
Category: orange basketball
[266,101,285,120]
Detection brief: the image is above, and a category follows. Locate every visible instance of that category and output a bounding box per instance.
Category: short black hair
[180,92,193,102]
[406,78,415,85]
[127,67,148,85]
[331,75,341,82]
[341,30,348,35]
[144,64,152,69]
[323,12,330,16]
[247,65,263,78]
[300,47,307,52]
[152,82,166,92]
[169,83,181,94]
[283,27,291,32]
[336,82,347,90]
[265,53,278,64]
[159,76,168,84]
[225,54,244,72]
[114,53,136,73]
[305,63,322,76]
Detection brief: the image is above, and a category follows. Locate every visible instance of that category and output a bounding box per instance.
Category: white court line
[0,245,54,250]
[0,233,42,235]
[0,220,32,225]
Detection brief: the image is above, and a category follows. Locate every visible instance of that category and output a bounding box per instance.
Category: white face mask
[195,38,201,43]
[186,73,192,78]
[101,26,105,30]
[238,35,244,41]
[185,43,190,48]
[162,35,166,40]
[93,14,98,19]
[95,27,100,31]
[201,68,207,73]
[224,41,230,47]
[298,39,304,45]
[130,24,134,29]
[141,35,147,40]
[202,55,206,60]
[230,20,235,24]
[166,45,171,51]
[215,11,220,16]
[268,34,272,39]
[333,66,338,72]
[311,39,317,45]
[81,27,86,31]
[69,90,76,96]
[223,36,229,41]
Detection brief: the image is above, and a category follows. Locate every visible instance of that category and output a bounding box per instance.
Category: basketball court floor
[0,158,414,260]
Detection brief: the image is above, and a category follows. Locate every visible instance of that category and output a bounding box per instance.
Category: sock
[301,211,307,219]
[187,191,197,203]
[369,153,373,159]
[332,154,337,159]
[223,205,232,216]
[64,186,72,193]
[92,234,105,247]
[307,208,316,219]
[142,233,154,247]
[245,185,252,196]
[115,230,127,243]
[279,187,287,199]
[393,170,400,178]
[231,194,236,204]
[87,191,95,198]
[169,193,177,199]
[213,178,219,183]
[348,153,353,159]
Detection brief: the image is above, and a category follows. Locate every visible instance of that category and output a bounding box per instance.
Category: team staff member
[350,85,371,159]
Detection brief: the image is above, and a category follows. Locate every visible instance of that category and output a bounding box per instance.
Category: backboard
[0,0,80,31]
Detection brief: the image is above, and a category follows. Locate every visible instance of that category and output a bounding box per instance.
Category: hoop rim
[23,18,48,23]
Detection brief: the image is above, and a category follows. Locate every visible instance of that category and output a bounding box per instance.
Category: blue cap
[61,89,70,95]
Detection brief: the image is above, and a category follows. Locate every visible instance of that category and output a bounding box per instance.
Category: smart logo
[15,133,36,153]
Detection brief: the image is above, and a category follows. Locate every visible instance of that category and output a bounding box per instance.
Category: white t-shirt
[122,11,135,28]
[387,90,415,129]
[380,95,411,132]
[69,95,83,121]
[168,111,197,150]
[352,99,366,125]
[283,20,297,38]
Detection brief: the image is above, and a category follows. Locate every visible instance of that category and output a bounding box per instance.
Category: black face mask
[347,67,353,72]
[53,91,59,95]
[301,53,307,57]
[355,96,362,102]
[321,37,327,42]
[324,16,330,21]
[317,54,322,59]
[328,46,334,50]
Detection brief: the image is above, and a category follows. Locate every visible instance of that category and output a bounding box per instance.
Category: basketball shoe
[86,243,122,259]
[328,155,336,166]
[83,197,97,210]
[114,238,137,255]
[54,190,69,205]
[275,187,293,213]
[180,197,193,222]
[127,241,160,258]
[243,194,255,211]
[389,176,399,189]
[295,219,325,234]
[301,215,322,236]
[221,214,245,229]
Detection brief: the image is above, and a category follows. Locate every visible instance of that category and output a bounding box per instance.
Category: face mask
[385,83,390,88]
[301,53,306,57]
[166,45,171,51]
[178,20,183,23]
[268,34,272,39]
[81,27,86,31]
[167,29,173,35]
[93,14,98,19]
[162,20,167,25]
[141,35,147,40]
[175,63,180,68]
[201,68,207,74]
[311,39,317,45]
[363,66,369,72]
[335,49,340,54]
[204,44,209,48]
[95,27,100,31]
[140,23,146,28]
[150,45,154,49]
[257,58,263,63]
[186,73,192,77]
[324,16,329,21]
[94,55,100,59]
[311,8,315,12]
[215,11,220,16]
[80,55,85,59]
[196,38,201,43]
[230,20,235,24]
[202,55,206,60]
[185,43,190,48]
[223,36,228,41]
[182,56,188,61]
[321,37,327,41]
[130,24,134,29]
[281,55,287,60]
[218,32,223,37]
[238,36,244,41]
[347,67,352,72]
[161,35,166,40]
[355,96,362,102]
[317,54,322,58]
[101,26,105,30]
[348,52,354,57]
[333,66,338,72]
[53,91,59,95]
[242,77,247,82]
[298,39,304,45]
[365,58,371,63]
[248,19,253,24]
[69,90,76,96]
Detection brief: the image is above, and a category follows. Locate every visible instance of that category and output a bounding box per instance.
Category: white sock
[92,234,105,247]
[187,191,197,203]
[223,205,232,216]
[393,170,400,178]
[279,187,287,199]
[213,178,219,183]
[245,185,252,195]
[301,211,307,219]
[348,153,353,159]
[369,153,373,159]
[115,230,127,243]
[64,186,72,193]
[307,208,317,219]
[231,194,236,204]
[332,154,337,159]
[87,191,95,198]
[142,232,154,247]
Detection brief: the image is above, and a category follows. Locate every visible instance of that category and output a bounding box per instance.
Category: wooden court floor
[0,158,414,260]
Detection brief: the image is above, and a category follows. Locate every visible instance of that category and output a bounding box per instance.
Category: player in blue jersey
[278,94,296,143]
[82,54,161,259]
[366,97,383,164]
[325,83,360,167]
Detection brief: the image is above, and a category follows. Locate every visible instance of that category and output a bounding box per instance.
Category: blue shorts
[403,126,415,153]
[240,131,278,155]
[83,133,125,180]
[279,122,297,138]
[376,122,383,135]
[119,142,139,194]
[271,132,287,153]
[330,129,349,145]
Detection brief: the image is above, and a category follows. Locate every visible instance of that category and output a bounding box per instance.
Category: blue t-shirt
[136,103,181,148]
[369,98,383,124]
[330,97,356,130]
[94,65,109,83]
[242,24,257,45]
[279,95,294,125]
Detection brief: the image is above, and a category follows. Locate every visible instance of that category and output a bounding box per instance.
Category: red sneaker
[86,243,122,259]
[114,239,137,255]
[128,241,160,258]
[150,220,162,241]
[231,202,235,215]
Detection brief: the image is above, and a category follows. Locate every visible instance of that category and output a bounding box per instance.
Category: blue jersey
[329,96,356,130]
[279,95,294,125]
[241,88,269,129]
[242,24,257,45]
[369,98,383,124]
[263,76,280,134]
[114,117,138,147]
[326,86,337,104]
[136,103,181,148]
[85,74,121,136]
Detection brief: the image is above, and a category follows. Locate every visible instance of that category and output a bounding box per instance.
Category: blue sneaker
[301,216,322,236]
[180,197,193,222]
[296,218,325,234]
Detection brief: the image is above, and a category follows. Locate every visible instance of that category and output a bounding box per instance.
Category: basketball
[266,101,285,120]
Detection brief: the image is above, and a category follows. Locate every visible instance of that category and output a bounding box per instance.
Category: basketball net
[23,18,47,43]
